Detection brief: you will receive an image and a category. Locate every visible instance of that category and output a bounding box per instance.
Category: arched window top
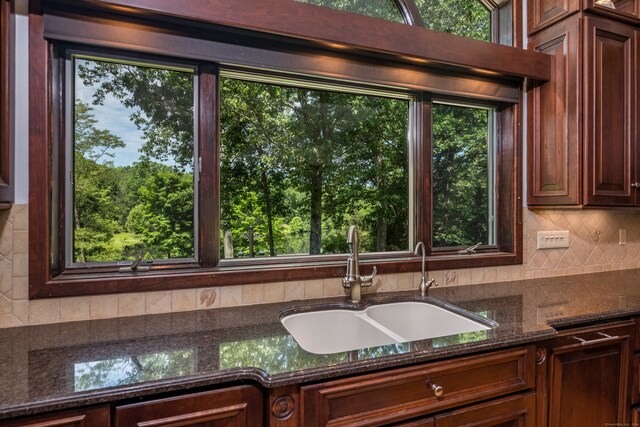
[295,0,498,43]
[296,0,406,24]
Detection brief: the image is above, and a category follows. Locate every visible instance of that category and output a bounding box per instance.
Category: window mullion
[413,93,432,254]
[198,63,219,268]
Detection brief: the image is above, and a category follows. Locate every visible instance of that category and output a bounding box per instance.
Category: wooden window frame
[28,0,536,298]
[0,0,12,205]
[49,45,217,277]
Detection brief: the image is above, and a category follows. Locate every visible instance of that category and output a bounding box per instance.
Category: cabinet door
[434,393,535,427]
[528,0,579,35]
[584,0,640,21]
[115,385,262,427]
[528,15,581,206]
[3,406,110,427]
[583,17,638,206]
[546,321,633,426]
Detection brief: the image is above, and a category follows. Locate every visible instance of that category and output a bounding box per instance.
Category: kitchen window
[29,0,535,297]
[432,101,496,249]
[219,74,410,260]
[67,54,197,267]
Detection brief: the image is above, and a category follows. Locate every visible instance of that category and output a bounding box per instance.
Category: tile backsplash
[1,204,640,328]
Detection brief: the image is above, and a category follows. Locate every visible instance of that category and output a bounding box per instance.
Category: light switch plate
[537,231,569,249]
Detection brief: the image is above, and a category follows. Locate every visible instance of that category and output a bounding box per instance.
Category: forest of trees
[71,0,492,264]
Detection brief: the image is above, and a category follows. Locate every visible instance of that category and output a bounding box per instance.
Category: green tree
[76,58,196,262]
[73,101,125,262]
[77,59,194,169]
[432,104,489,247]
[297,0,404,23]
[74,350,195,391]
[126,166,194,259]
[220,79,290,257]
[415,0,491,41]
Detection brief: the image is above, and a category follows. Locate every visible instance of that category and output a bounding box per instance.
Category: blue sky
[75,59,149,167]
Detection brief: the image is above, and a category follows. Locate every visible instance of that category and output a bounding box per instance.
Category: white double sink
[281,301,493,354]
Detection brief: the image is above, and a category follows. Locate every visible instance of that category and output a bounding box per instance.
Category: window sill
[31,251,521,299]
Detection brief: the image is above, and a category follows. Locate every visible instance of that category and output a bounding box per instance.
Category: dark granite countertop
[3,268,640,420]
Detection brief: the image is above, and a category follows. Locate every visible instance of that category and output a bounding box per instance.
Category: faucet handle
[419,278,438,295]
[360,266,377,287]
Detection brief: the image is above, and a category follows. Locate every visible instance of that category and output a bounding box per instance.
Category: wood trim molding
[51,0,552,81]
[29,1,526,298]
[29,0,51,298]
[0,0,13,203]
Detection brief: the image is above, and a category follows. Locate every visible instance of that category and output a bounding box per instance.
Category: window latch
[458,242,481,255]
[118,255,151,272]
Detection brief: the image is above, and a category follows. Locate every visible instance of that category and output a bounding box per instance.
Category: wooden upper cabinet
[529,0,640,34]
[0,0,12,205]
[528,0,580,34]
[528,16,582,205]
[528,13,640,207]
[583,16,637,206]
[115,385,263,427]
[584,0,640,22]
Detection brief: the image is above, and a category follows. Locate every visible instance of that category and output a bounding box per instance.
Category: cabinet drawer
[3,406,110,427]
[301,346,535,427]
[435,392,535,427]
[115,385,262,427]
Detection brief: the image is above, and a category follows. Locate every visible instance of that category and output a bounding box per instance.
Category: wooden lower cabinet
[300,346,535,427]
[8,332,637,427]
[398,393,535,427]
[435,393,535,427]
[537,320,634,427]
[115,385,262,427]
[3,406,110,427]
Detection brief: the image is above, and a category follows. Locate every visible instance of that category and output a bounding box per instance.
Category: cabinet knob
[427,381,444,397]
[632,182,640,188]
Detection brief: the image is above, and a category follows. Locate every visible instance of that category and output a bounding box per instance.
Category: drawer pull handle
[571,332,618,346]
[427,381,444,397]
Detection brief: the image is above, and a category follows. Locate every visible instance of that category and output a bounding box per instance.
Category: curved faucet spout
[414,241,426,277]
[347,225,358,245]
[414,241,437,295]
[342,225,376,302]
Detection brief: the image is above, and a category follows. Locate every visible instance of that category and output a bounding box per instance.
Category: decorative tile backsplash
[1,204,640,328]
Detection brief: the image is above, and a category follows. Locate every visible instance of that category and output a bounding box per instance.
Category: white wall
[13,0,28,204]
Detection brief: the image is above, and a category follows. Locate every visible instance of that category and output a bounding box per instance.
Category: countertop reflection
[3,268,640,419]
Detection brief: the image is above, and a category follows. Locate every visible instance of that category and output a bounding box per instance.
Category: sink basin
[365,302,491,342]
[281,301,493,354]
[281,310,401,355]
